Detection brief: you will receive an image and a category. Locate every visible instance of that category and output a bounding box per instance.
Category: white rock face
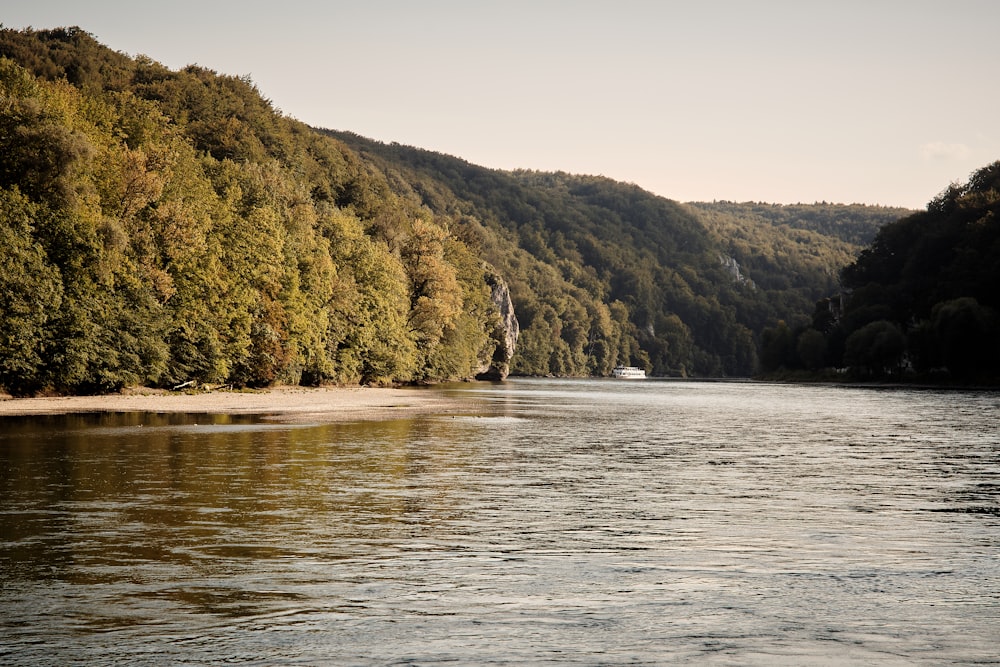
[476,269,519,380]
[719,254,756,289]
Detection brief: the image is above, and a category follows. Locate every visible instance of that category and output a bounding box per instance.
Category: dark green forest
[759,162,1000,384]
[3,27,964,396]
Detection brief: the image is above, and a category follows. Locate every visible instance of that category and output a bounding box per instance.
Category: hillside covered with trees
[0,27,917,394]
[0,27,506,395]
[326,133,907,377]
[759,161,1000,384]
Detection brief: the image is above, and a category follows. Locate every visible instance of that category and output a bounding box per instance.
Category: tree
[930,298,1000,381]
[843,320,905,378]
[0,189,63,394]
[759,321,795,371]
[796,328,827,371]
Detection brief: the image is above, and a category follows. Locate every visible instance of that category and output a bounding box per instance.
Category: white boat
[612,365,646,379]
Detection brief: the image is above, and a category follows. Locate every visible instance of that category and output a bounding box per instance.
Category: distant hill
[686,200,910,327]
[688,201,906,246]
[0,26,920,394]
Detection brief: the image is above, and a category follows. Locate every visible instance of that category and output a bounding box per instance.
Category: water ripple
[1,380,998,665]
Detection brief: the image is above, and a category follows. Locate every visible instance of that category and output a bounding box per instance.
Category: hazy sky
[6,1,999,208]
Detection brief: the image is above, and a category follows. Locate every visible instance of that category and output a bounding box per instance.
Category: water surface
[1,380,998,665]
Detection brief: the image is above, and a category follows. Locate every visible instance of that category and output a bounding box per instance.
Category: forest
[0,27,503,395]
[0,26,954,396]
[327,133,908,377]
[758,161,1000,384]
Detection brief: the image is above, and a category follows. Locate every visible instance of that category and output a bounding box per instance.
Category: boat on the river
[612,365,646,379]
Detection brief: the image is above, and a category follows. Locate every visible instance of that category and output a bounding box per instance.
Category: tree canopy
[0,27,926,393]
[0,27,500,394]
[759,162,1000,384]
[329,132,902,377]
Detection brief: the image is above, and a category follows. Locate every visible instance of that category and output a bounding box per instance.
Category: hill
[0,27,509,394]
[0,27,913,393]
[759,161,1000,383]
[327,132,907,375]
[687,200,909,326]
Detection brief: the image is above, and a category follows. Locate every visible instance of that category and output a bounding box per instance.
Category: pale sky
[5,1,999,209]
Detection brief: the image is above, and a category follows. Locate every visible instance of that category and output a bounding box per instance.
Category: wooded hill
[328,133,909,377]
[0,27,912,394]
[759,161,1000,384]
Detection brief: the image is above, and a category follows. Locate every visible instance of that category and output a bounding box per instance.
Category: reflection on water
[1,380,998,665]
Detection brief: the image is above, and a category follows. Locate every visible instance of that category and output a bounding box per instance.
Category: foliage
[842,320,905,378]
[687,201,907,331]
[759,162,1000,384]
[0,27,501,394]
[0,26,927,392]
[328,133,901,378]
[688,201,909,246]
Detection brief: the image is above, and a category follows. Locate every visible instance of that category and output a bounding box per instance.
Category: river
[1,379,998,665]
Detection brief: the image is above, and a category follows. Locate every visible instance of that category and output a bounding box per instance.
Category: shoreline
[0,385,474,423]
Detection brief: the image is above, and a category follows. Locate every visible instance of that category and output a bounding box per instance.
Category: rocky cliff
[477,270,520,380]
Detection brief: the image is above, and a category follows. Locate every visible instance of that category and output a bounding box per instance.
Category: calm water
[1,379,998,665]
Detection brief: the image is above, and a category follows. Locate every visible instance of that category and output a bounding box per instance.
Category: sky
[5,0,1000,209]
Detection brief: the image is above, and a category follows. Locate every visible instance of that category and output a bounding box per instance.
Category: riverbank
[0,385,473,423]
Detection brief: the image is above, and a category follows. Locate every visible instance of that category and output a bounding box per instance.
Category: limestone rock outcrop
[476,269,519,380]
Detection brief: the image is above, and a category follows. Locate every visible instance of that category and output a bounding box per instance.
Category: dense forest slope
[759,161,1000,384]
[329,132,908,376]
[0,27,506,394]
[0,27,914,394]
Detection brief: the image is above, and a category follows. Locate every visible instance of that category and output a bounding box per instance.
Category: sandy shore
[0,386,475,423]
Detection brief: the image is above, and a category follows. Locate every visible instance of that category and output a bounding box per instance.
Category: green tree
[930,297,1000,381]
[759,321,795,371]
[796,328,827,371]
[843,320,905,378]
[0,189,63,395]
